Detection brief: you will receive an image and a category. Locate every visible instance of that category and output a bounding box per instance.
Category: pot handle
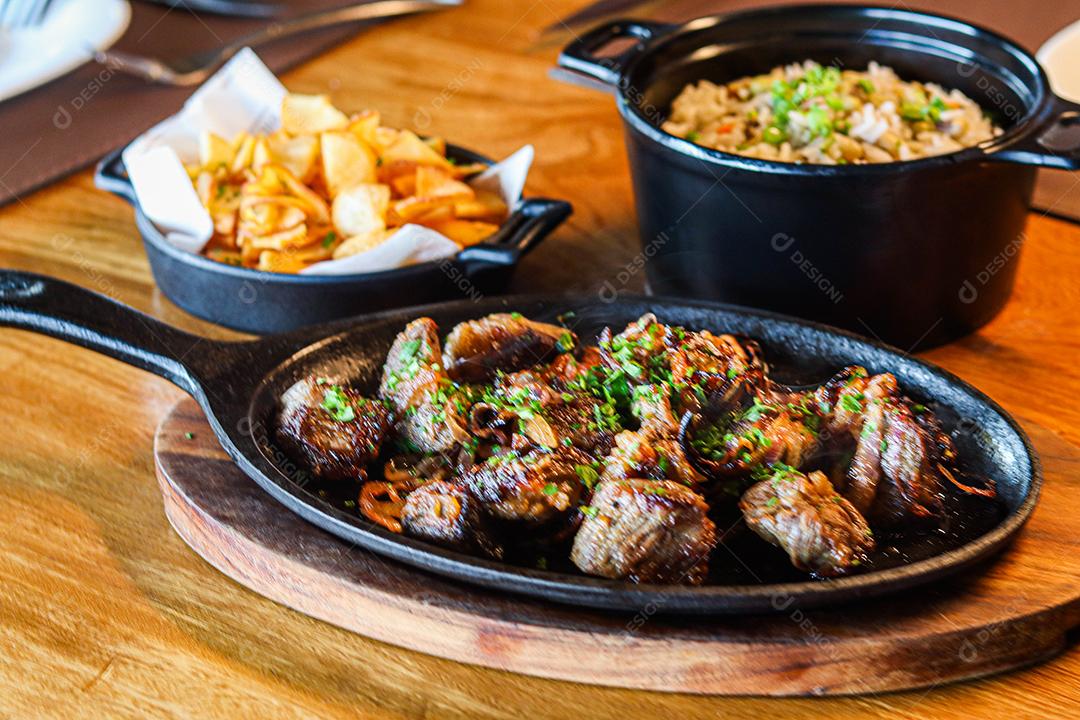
[94,147,137,206]
[987,94,1080,170]
[557,19,673,89]
[0,270,213,395]
[457,197,572,267]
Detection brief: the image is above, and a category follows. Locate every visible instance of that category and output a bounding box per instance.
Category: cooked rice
[662,61,1001,165]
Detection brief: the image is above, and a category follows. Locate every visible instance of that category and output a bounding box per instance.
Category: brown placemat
[0,1,389,207]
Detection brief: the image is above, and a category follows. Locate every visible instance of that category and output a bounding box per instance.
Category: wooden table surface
[0,1,1078,717]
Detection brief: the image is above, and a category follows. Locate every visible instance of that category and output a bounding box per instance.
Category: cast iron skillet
[0,270,1041,614]
[557,4,1080,350]
[95,146,571,335]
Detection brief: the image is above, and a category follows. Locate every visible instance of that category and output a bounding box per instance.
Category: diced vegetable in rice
[662,61,1001,165]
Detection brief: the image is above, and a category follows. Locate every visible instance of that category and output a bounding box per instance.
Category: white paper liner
[120,48,533,275]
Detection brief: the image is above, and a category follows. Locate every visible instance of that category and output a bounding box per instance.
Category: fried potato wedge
[199,131,233,169]
[382,129,452,169]
[247,223,310,250]
[428,219,500,247]
[321,131,378,198]
[453,189,509,222]
[266,132,319,182]
[282,93,349,135]
[257,249,311,273]
[332,183,391,237]
[415,165,475,200]
[349,110,381,147]
[332,228,396,260]
[390,195,463,225]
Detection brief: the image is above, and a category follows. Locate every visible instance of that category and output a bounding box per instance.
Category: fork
[0,0,53,29]
[92,0,463,86]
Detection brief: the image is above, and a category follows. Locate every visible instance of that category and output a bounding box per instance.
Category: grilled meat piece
[601,314,763,407]
[668,329,763,414]
[400,480,502,558]
[276,377,392,482]
[479,369,619,456]
[740,468,875,576]
[631,384,681,438]
[679,393,819,479]
[442,312,574,383]
[598,313,675,383]
[601,430,705,487]
[817,369,945,526]
[571,479,717,584]
[545,346,603,387]
[460,446,591,523]
[379,318,469,454]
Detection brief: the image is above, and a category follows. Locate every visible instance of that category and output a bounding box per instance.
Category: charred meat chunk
[379,318,469,454]
[668,329,763,414]
[740,467,875,576]
[571,479,717,585]
[483,369,620,456]
[276,377,391,481]
[631,383,681,438]
[442,312,574,383]
[680,393,819,479]
[400,480,502,558]
[817,369,945,526]
[545,346,604,388]
[601,430,705,488]
[459,446,591,523]
[598,313,675,382]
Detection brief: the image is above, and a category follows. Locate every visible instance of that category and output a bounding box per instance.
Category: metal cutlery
[92,0,462,86]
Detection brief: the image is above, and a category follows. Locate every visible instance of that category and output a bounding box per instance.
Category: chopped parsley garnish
[580,505,598,518]
[575,463,600,490]
[542,483,558,496]
[840,393,864,413]
[320,385,355,422]
[321,230,337,248]
[741,396,776,422]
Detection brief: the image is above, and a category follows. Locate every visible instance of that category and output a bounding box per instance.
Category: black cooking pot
[558,4,1080,349]
[95,146,571,335]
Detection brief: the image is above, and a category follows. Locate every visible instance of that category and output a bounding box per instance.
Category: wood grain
[154,397,1080,697]
[0,0,1078,716]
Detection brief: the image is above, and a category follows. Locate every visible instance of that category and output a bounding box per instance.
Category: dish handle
[457,197,572,268]
[0,270,215,396]
[987,94,1080,170]
[94,148,137,206]
[557,19,674,89]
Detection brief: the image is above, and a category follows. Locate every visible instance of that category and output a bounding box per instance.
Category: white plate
[0,0,130,103]
[1038,17,1080,102]
[1033,19,1080,222]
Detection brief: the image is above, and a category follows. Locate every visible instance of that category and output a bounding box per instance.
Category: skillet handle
[557,19,673,89]
[457,197,572,267]
[0,270,210,395]
[94,148,137,206]
[987,94,1080,170]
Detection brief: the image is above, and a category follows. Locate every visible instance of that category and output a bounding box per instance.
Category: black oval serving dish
[95,145,571,335]
[0,270,1041,614]
[558,4,1080,350]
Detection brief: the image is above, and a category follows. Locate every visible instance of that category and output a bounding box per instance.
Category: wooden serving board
[153,397,1080,696]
